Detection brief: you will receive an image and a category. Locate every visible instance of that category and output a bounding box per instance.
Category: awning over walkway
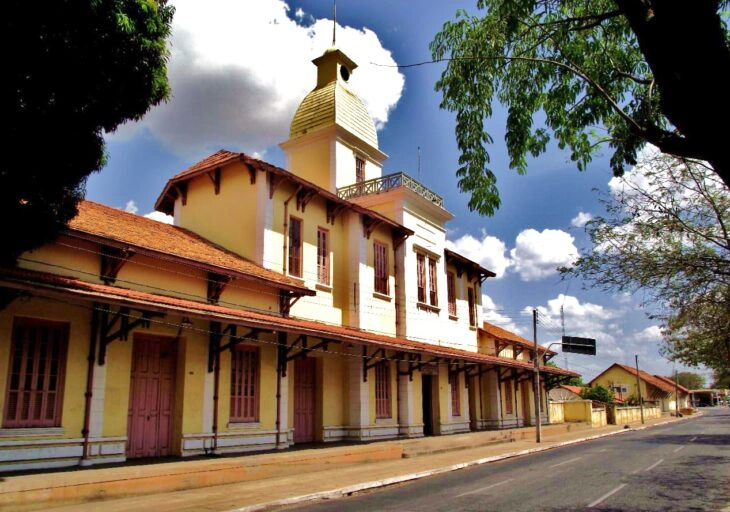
[0,266,579,378]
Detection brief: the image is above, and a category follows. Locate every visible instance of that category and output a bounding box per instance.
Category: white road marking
[455,478,514,498]
[588,483,628,508]
[598,448,608,453]
[689,436,698,442]
[630,468,641,475]
[550,456,583,468]
[644,458,664,472]
[673,445,686,453]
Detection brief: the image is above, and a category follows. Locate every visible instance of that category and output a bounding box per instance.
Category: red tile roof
[67,200,311,295]
[653,375,689,394]
[154,150,413,238]
[444,249,496,281]
[0,266,579,378]
[590,363,676,394]
[560,385,584,396]
[479,321,556,355]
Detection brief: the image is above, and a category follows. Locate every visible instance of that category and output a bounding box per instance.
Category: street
[290,409,730,511]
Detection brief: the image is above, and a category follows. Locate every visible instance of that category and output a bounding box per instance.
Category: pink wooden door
[127,335,176,458]
[293,358,316,443]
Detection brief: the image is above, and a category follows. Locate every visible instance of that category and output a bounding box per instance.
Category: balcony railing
[337,172,444,208]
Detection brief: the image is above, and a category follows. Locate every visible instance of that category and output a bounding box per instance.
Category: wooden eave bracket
[97,304,165,365]
[326,201,347,225]
[513,345,524,359]
[498,367,512,383]
[362,216,383,239]
[279,290,304,317]
[174,182,188,206]
[245,162,257,185]
[268,172,285,199]
[100,246,136,285]
[543,352,555,363]
[363,346,388,381]
[392,232,410,251]
[207,321,262,372]
[207,167,222,194]
[0,289,25,312]
[296,189,318,212]
[495,340,507,356]
[207,272,231,304]
[396,353,422,382]
[448,360,472,379]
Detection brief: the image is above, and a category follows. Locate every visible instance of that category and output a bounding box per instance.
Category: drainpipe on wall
[212,333,221,454]
[275,331,286,449]
[282,186,303,276]
[81,305,99,464]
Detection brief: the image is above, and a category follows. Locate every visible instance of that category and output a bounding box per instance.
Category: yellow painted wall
[592,366,650,402]
[19,237,100,282]
[563,400,593,422]
[176,163,259,261]
[322,350,345,427]
[285,137,332,190]
[0,298,89,440]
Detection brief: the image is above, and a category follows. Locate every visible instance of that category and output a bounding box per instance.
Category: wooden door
[293,358,316,443]
[521,380,532,426]
[422,375,434,436]
[127,335,176,458]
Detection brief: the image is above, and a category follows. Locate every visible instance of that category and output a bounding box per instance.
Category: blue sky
[88,0,707,382]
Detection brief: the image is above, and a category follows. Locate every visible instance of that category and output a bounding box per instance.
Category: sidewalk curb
[230,414,700,512]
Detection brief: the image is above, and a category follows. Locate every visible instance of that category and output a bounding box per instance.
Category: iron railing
[337,172,444,208]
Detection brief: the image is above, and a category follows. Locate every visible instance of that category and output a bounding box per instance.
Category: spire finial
[332,0,337,46]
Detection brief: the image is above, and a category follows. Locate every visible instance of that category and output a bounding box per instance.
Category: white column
[397,369,423,437]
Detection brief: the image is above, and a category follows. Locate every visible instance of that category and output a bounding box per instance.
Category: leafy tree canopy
[431,0,730,215]
[676,371,706,390]
[581,384,614,404]
[562,152,730,374]
[4,0,174,266]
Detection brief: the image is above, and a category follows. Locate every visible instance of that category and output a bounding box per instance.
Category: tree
[561,152,730,374]
[430,1,730,215]
[675,372,706,390]
[711,370,730,389]
[580,384,614,404]
[4,1,174,266]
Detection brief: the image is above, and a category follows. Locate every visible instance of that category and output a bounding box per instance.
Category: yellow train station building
[0,45,577,471]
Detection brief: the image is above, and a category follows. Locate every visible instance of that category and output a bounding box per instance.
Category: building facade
[0,45,576,472]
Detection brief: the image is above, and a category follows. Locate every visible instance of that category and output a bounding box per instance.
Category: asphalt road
[289,408,730,511]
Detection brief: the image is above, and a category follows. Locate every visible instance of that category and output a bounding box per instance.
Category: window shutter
[417,254,426,303]
[447,272,456,316]
[428,258,438,306]
[230,345,259,423]
[375,362,391,418]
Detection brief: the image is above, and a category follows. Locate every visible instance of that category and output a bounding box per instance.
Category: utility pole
[533,309,542,443]
[635,355,645,424]
[674,369,680,416]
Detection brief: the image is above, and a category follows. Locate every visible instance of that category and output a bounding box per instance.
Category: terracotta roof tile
[0,266,579,378]
[560,385,584,395]
[480,321,555,354]
[653,374,689,394]
[68,200,310,294]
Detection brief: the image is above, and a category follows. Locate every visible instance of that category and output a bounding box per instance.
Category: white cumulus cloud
[144,211,174,225]
[482,294,524,336]
[446,232,512,279]
[510,229,579,281]
[107,0,404,159]
[124,200,139,214]
[570,211,593,228]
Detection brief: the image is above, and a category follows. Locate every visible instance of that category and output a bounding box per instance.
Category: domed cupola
[289,48,378,149]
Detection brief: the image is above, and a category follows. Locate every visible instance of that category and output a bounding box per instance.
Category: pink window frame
[229,345,260,423]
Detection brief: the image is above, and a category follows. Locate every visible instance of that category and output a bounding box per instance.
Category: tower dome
[289,48,378,150]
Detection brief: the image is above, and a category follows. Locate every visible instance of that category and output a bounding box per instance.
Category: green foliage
[430,1,730,215]
[4,0,174,265]
[676,372,706,390]
[563,153,730,374]
[580,384,614,404]
[565,376,585,387]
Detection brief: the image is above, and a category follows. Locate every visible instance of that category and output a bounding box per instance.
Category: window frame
[447,271,457,317]
[467,287,476,327]
[374,241,389,295]
[449,372,461,417]
[504,381,514,415]
[427,257,438,306]
[229,344,260,423]
[316,227,330,286]
[3,317,69,429]
[355,156,365,183]
[375,361,392,419]
[288,215,303,278]
[416,253,426,303]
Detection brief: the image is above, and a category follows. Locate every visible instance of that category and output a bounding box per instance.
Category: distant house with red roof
[589,363,689,412]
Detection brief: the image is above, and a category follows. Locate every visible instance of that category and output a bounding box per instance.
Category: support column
[345,348,370,440]
[397,367,423,438]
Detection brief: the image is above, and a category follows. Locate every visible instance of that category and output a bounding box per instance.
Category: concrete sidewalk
[0,415,696,512]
